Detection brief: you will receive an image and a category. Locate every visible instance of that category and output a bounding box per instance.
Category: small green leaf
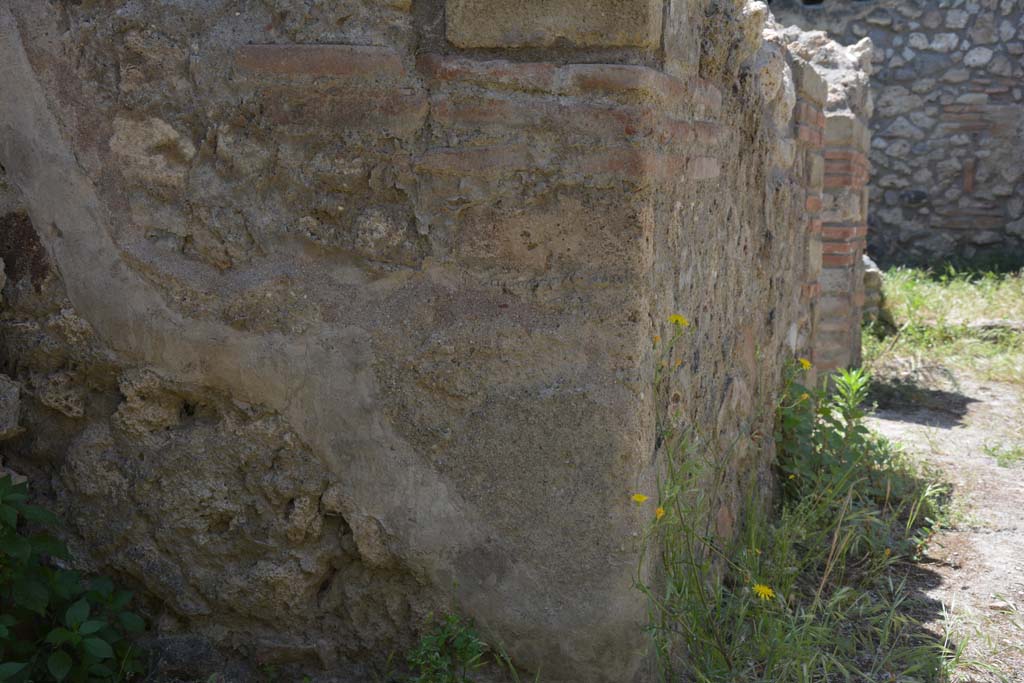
[19,504,58,526]
[90,663,116,679]
[66,598,90,628]
[0,505,17,529]
[118,611,145,634]
[109,589,132,610]
[88,576,114,599]
[78,619,106,635]
[0,662,26,680]
[89,663,114,677]
[12,577,49,614]
[0,533,32,562]
[98,624,123,644]
[82,637,114,659]
[30,533,70,560]
[47,650,73,681]
[46,627,76,645]
[51,568,84,600]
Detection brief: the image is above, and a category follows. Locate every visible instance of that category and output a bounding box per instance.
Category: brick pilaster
[818,113,870,371]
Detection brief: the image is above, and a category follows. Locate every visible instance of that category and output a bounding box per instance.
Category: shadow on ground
[869,372,979,429]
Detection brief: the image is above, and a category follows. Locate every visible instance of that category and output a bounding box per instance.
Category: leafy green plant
[407,615,488,683]
[0,475,145,682]
[778,366,947,561]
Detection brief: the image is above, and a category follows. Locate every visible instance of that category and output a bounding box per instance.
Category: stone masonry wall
[780,26,874,369]
[773,0,1024,267]
[0,1,865,680]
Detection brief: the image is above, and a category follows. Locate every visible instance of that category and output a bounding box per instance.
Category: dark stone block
[899,189,929,206]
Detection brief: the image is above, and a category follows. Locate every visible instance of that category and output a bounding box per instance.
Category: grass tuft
[864,266,1024,385]
[981,443,1024,468]
[636,362,960,682]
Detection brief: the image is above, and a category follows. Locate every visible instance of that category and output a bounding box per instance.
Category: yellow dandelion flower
[788,474,796,480]
[799,393,810,402]
[884,548,891,558]
[798,358,812,371]
[668,314,690,328]
[655,506,665,520]
[631,493,649,504]
[753,583,775,601]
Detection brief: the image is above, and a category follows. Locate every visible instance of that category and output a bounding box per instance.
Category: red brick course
[821,225,867,242]
[824,172,869,189]
[801,281,821,300]
[796,124,823,145]
[821,241,860,255]
[822,252,859,267]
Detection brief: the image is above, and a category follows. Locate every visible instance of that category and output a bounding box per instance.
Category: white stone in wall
[988,54,1014,76]
[885,140,911,157]
[911,78,936,94]
[883,117,925,140]
[908,32,929,49]
[965,46,994,65]
[946,10,970,29]
[999,20,1016,42]
[1009,198,1024,220]
[930,33,960,51]
[876,86,923,117]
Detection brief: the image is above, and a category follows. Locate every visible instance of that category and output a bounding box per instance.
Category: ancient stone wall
[0,1,865,680]
[776,25,874,369]
[773,0,1024,267]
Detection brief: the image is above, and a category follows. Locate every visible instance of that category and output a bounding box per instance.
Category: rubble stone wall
[773,0,1024,267]
[0,1,866,680]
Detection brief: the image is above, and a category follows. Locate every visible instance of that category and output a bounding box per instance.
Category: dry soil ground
[867,365,1024,681]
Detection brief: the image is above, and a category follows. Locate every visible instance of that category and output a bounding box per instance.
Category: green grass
[881,266,1024,323]
[864,266,1024,385]
[635,364,962,682]
[982,443,1024,468]
[387,615,538,683]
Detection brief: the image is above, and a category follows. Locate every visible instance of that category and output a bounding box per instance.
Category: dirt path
[866,370,1024,681]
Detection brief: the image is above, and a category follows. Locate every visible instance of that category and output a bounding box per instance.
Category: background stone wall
[773,0,1024,267]
[0,1,865,680]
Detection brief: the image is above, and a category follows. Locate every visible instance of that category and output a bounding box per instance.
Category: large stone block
[445,0,663,48]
